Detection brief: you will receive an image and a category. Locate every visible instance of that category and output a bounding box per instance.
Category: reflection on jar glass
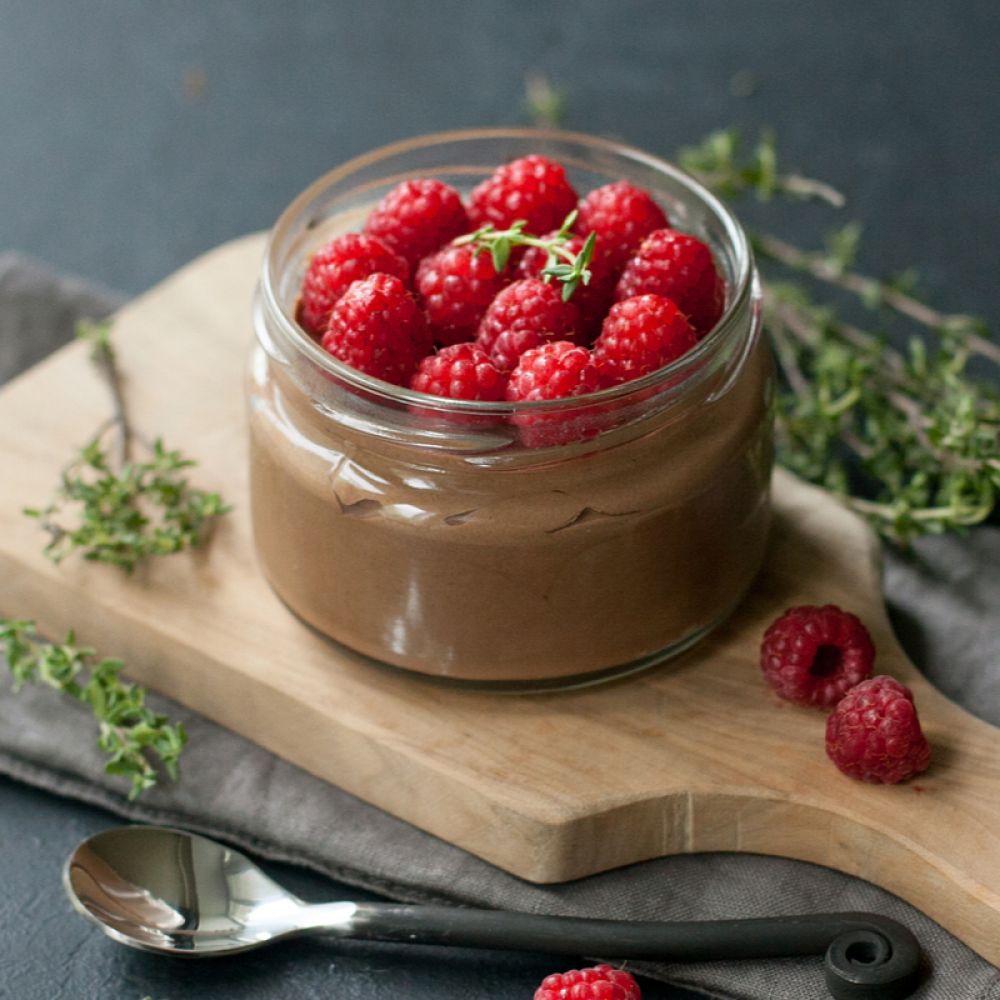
[249,129,773,687]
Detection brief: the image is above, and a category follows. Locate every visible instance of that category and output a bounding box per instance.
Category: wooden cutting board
[1,234,998,963]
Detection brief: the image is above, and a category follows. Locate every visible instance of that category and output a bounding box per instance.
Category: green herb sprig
[1,618,186,798]
[454,210,597,303]
[24,320,230,572]
[679,128,846,208]
[680,130,1000,544]
[524,71,567,127]
[25,435,229,573]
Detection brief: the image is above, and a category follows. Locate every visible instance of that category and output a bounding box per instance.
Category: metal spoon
[65,826,921,999]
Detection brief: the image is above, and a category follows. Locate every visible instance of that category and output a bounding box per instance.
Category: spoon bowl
[64,825,355,955]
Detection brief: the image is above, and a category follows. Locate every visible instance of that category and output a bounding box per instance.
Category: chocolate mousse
[248,328,772,683]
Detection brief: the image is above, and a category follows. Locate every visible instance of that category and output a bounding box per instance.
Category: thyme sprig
[680,130,1000,543]
[754,230,1000,365]
[680,128,846,208]
[79,318,131,466]
[25,434,230,572]
[24,320,230,572]
[524,71,567,127]
[454,210,597,302]
[1,618,186,799]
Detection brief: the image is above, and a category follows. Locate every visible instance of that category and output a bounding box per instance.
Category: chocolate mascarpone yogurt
[249,130,773,685]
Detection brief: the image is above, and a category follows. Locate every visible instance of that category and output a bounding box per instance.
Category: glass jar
[249,129,772,687]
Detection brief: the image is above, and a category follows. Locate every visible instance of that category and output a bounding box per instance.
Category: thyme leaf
[454,212,596,302]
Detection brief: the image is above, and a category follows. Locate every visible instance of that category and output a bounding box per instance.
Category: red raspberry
[468,155,578,234]
[534,964,641,1000]
[415,244,509,346]
[410,342,506,401]
[507,341,602,448]
[826,676,931,784]
[321,273,430,386]
[616,228,725,334]
[517,233,617,340]
[298,233,409,336]
[592,295,698,387]
[760,604,876,708]
[476,278,581,372]
[364,178,470,269]
[575,181,669,269]
[507,341,600,402]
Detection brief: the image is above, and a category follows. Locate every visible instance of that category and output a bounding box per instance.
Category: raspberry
[321,273,430,386]
[364,178,470,269]
[468,155,578,234]
[476,278,581,372]
[415,244,509,346]
[575,181,669,269]
[298,233,409,336]
[760,604,876,708]
[507,341,600,402]
[507,341,602,448]
[534,964,641,1000]
[616,228,725,334]
[517,233,617,340]
[826,676,931,784]
[592,295,698,387]
[410,342,506,401]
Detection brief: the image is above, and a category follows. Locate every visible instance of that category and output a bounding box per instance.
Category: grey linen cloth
[0,255,998,1000]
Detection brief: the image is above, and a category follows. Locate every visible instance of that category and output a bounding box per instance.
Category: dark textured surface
[0,2,997,998]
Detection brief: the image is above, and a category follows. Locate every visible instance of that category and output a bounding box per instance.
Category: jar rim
[260,127,754,415]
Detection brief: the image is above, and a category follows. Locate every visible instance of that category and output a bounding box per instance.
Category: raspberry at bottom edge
[534,963,641,1000]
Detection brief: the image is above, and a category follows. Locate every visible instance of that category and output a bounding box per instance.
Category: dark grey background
[1,1,998,998]
[2,0,998,314]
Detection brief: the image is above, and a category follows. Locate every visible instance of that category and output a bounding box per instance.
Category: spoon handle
[344,905,920,999]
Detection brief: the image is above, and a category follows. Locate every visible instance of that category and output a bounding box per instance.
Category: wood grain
[1,234,997,962]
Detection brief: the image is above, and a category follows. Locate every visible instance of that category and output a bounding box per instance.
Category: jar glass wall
[249,129,773,686]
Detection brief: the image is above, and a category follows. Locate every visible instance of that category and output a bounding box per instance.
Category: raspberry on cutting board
[468,154,579,234]
[593,294,699,387]
[534,964,641,1000]
[409,342,507,401]
[826,675,932,784]
[575,180,669,269]
[298,233,410,336]
[759,604,875,708]
[415,243,510,346]
[364,178,470,269]
[616,228,725,334]
[476,278,581,372]
[321,273,430,387]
